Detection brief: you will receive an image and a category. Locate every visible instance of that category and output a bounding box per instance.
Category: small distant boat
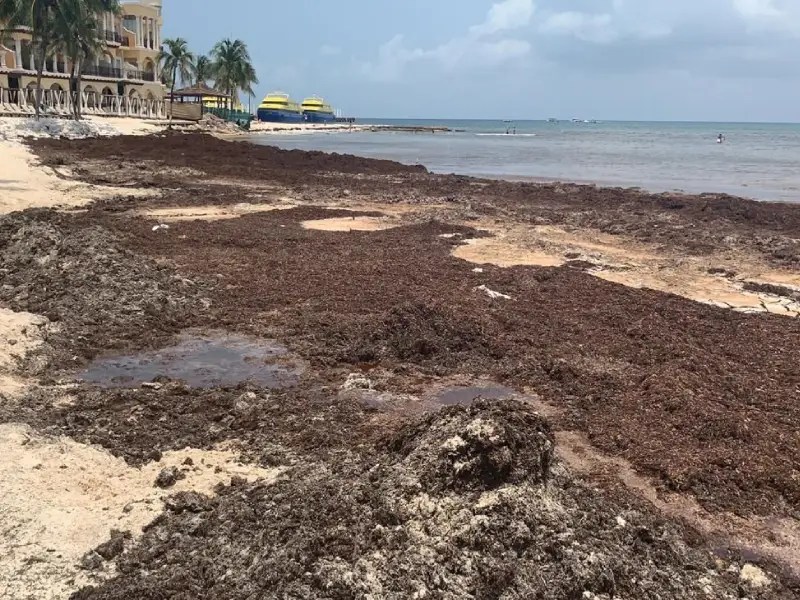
[257,92,303,123]
[547,118,558,123]
[301,96,336,123]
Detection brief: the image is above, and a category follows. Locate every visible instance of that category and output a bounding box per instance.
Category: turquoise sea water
[248,119,800,203]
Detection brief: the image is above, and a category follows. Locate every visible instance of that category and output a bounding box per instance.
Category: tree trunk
[75,60,83,121]
[168,66,176,129]
[34,43,47,120]
[69,60,78,120]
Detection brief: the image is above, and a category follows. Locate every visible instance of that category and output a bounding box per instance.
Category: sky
[163,0,800,122]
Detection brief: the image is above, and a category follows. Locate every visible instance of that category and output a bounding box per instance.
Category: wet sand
[1,131,799,598]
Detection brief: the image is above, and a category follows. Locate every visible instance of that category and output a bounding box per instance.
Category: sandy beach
[249,121,365,134]
[1,123,799,598]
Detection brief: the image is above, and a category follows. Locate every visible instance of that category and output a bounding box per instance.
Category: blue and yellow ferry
[257,92,303,123]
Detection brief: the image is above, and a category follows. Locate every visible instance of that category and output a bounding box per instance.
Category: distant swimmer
[717,133,725,144]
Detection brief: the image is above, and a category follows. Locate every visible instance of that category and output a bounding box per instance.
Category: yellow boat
[301,96,335,123]
[257,92,303,123]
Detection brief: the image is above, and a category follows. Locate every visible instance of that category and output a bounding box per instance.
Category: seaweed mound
[389,398,553,492]
[69,400,779,600]
[0,211,207,366]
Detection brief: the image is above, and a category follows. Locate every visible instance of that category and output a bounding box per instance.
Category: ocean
[248,119,800,203]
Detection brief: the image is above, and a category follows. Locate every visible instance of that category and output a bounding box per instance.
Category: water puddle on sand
[354,383,521,415]
[434,385,516,406]
[78,332,302,388]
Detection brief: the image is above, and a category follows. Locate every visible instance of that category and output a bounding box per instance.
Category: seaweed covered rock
[389,398,553,493]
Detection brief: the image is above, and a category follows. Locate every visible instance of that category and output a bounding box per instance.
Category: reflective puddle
[355,383,520,415]
[433,385,516,406]
[78,332,303,389]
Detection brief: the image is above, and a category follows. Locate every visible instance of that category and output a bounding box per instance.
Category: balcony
[82,64,122,79]
[102,29,123,45]
[123,68,156,82]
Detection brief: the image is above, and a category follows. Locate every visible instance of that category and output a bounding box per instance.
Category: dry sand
[452,222,800,317]
[0,423,283,600]
[300,215,400,231]
[249,121,364,134]
[0,116,161,215]
[453,234,565,267]
[137,202,298,222]
[0,308,50,399]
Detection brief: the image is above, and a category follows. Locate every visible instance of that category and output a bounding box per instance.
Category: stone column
[137,16,143,47]
[29,45,35,71]
[14,38,22,69]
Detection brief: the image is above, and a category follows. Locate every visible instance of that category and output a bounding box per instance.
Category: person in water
[717,133,725,143]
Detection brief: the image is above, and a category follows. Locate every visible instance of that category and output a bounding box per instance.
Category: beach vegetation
[158,36,194,127]
[0,0,120,120]
[210,38,258,111]
[192,53,213,86]
[53,0,120,120]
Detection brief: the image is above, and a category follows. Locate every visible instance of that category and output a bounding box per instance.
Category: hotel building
[0,0,166,103]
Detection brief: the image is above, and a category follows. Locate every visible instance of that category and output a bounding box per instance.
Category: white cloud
[361,0,534,81]
[539,12,616,43]
[731,0,800,35]
[481,39,531,62]
[471,0,535,35]
[361,35,425,82]
[732,0,782,18]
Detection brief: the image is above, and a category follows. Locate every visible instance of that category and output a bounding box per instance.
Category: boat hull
[303,110,335,123]
[257,108,304,123]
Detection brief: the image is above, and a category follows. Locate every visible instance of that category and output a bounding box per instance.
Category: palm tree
[0,0,58,119]
[211,38,258,110]
[52,0,119,119]
[1,0,119,119]
[192,54,213,86]
[158,37,194,127]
